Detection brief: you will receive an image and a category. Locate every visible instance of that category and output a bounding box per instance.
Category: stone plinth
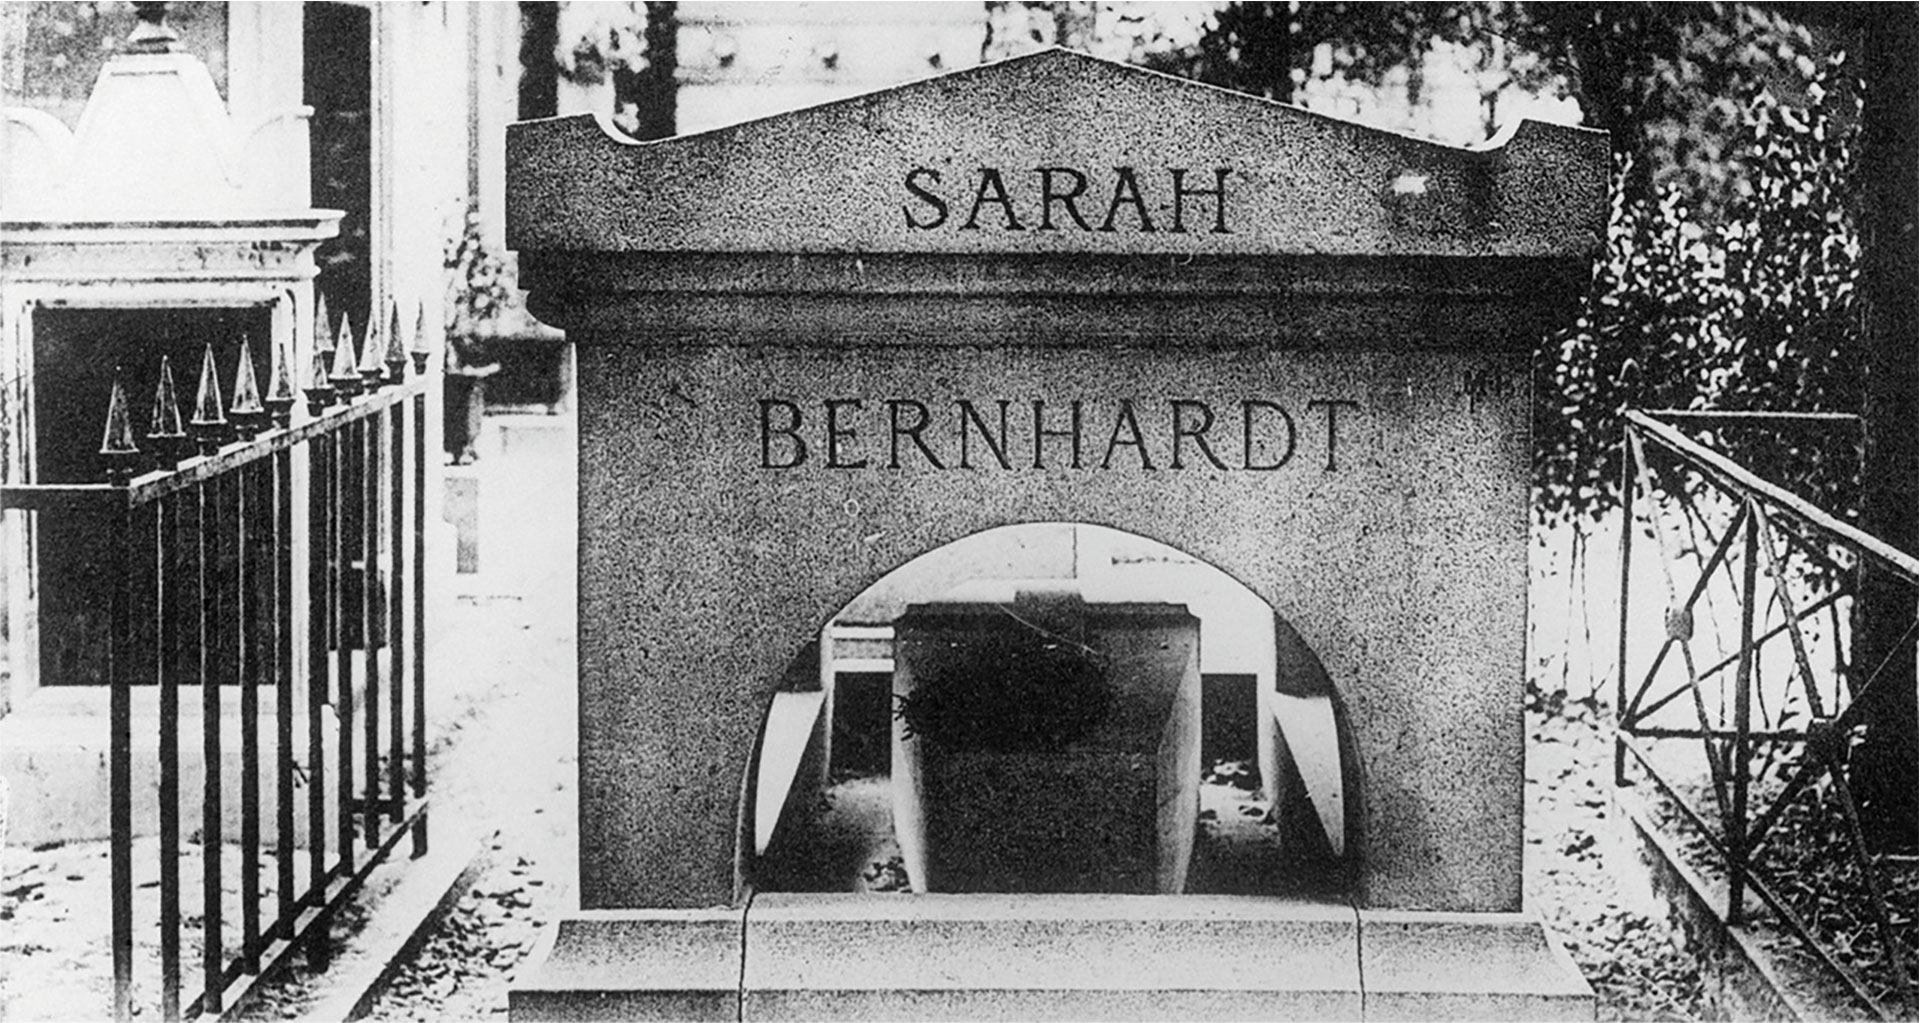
[891,587,1200,893]
[509,896,1595,1022]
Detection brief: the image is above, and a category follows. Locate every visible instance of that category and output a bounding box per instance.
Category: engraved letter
[962,168,1026,231]
[759,399,807,469]
[1038,167,1092,231]
[903,167,948,230]
[825,399,868,469]
[1032,400,1083,469]
[887,399,945,469]
[958,399,1013,470]
[1242,400,1296,470]
[1101,400,1156,470]
[1308,398,1360,471]
[1170,399,1228,470]
[1171,168,1231,235]
[1099,166,1156,233]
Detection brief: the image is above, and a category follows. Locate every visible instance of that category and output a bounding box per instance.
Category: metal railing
[0,304,432,1021]
[1615,408,1917,1018]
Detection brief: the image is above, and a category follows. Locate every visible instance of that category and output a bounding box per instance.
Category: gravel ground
[1525,702,1706,1021]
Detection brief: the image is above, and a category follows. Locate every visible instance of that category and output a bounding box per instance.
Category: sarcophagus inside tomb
[507,49,1607,1020]
[890,584,1201,895]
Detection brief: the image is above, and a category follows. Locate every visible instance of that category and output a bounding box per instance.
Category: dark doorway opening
[31,306,270,685]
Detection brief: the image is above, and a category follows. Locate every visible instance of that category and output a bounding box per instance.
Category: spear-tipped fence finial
[330,312,363,399]
[147,354,188,466]
[306,305,338,415]
[306,345,335,414]
[265,333,296,426]
[409,302,432,375]
[100,369,141,481]
[312,289,332,360]
[229,335,266,438]
[190,343,229,455]
[358,310,388,390]
[384,300,410,383]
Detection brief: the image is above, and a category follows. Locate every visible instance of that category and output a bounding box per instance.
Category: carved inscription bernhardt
[756,396,1360,472]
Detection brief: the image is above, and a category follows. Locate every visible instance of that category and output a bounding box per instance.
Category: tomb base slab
[510,896,1593,1021]
[508,909,747,1022]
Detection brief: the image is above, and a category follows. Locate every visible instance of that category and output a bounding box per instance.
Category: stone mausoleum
[505,49,1607,1020]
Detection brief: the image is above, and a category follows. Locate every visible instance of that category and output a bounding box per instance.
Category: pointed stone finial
[100,370,141,481]
[409,303,432,374]
[264,335,296,426]
[330,313,363,398]
[358,311,388,389]
[190,344,228,455]
[229,336,266,437]
[127,1,181,55]
[147,355,188,465]
[384,301,410,383]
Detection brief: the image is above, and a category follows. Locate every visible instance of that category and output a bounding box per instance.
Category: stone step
[510,895,1595,1022]
[744,893,1358,1021]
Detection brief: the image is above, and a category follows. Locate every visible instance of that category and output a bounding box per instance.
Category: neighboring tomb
[507,49,1604,1020]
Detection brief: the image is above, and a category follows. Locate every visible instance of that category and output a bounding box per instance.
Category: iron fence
[0,307,431,1021]
[1615,407,1917,1018]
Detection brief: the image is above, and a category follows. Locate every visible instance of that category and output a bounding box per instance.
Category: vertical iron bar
[1728,501,1759,926]
[109,496,133,1022]
[305,434,331,969]
[160,494,183,1021]
[201,474,225,1014]
[389,405,406,821]
[239,463,261,972]
[363,413,383,848]
[1616,425,1636,787]
[337,418,356,874]
[411,387,428,856]
[275,446,296,933]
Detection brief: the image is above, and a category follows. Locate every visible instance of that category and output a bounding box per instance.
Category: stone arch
[740,521,1361,897]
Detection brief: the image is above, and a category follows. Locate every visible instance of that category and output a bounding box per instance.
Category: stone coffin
[890,586,1200,894]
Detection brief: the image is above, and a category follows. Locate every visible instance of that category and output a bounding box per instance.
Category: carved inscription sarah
[902,167,1233,234]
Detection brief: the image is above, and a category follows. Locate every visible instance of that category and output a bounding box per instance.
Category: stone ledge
[1,705,342,846]
[752,892,1354,979]
[508,908,746,1022]
[512,896,1596,1021]
[1358,910,1594,1021]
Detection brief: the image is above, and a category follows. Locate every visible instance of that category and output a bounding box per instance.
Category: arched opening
[742,523,1359,898]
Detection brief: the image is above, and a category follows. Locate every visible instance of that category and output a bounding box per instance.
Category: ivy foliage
[1535,59,1861,526]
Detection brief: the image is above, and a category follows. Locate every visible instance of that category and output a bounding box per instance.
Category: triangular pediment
[507,48,1604,258]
